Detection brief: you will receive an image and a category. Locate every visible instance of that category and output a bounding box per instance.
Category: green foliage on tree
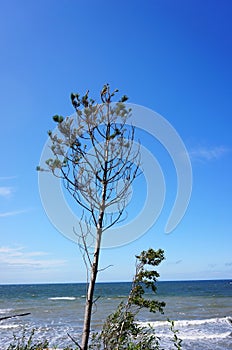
[129,248,166,314]
[88,248,182,350]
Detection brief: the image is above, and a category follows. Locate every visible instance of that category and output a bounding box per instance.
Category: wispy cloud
[0,176,17,181]
[188,146,230,162]
[0,186,13,198]
[0,246,66,270]
[0,209,29,218]
[208,263,217,268]
[175,259,182,264]
[168,259,183,265]
[0,246,23,255]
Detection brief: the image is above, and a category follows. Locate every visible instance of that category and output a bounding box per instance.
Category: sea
[0,280,231,349]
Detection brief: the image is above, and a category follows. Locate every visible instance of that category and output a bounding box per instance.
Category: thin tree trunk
[81,105,110,350]
[81,227,102,350]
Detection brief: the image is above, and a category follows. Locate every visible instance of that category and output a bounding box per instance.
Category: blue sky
[0,0,232,284]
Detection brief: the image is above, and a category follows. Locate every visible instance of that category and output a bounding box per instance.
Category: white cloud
[0,246,23,255]
[0,186,13,198]
[189,146,230,162]
[0,246,66,270]
[0,176,17,180]
[0,209,29,218]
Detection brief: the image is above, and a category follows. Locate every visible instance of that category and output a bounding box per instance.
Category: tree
[91,248,166,349]
[90,248,182,350]
[38,85,140,350]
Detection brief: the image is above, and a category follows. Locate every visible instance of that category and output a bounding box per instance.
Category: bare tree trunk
[81,109,110,350]
[81,136,109,349]
[81,227,102,350]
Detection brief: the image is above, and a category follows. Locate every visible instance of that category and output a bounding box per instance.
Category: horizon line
[0,278,231,286]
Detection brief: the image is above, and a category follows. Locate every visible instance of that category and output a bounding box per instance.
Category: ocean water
[0,280,231,349]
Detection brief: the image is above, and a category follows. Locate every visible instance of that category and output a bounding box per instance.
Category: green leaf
[53,115,64,123]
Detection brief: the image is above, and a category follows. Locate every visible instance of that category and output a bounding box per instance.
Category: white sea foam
[140,316,232,328]
[0,309,13,314]
[176,316,232,327]
[153,331,232,341]
[138,316,232,344]
[0,324,19,329]
[177,332,232,340]
[48,297,76,300]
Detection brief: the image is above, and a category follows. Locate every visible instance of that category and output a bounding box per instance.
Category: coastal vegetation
[7,249,182,349]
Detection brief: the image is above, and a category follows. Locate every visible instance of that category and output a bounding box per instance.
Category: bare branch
[97,264,114,272]
[67,333,82,350]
